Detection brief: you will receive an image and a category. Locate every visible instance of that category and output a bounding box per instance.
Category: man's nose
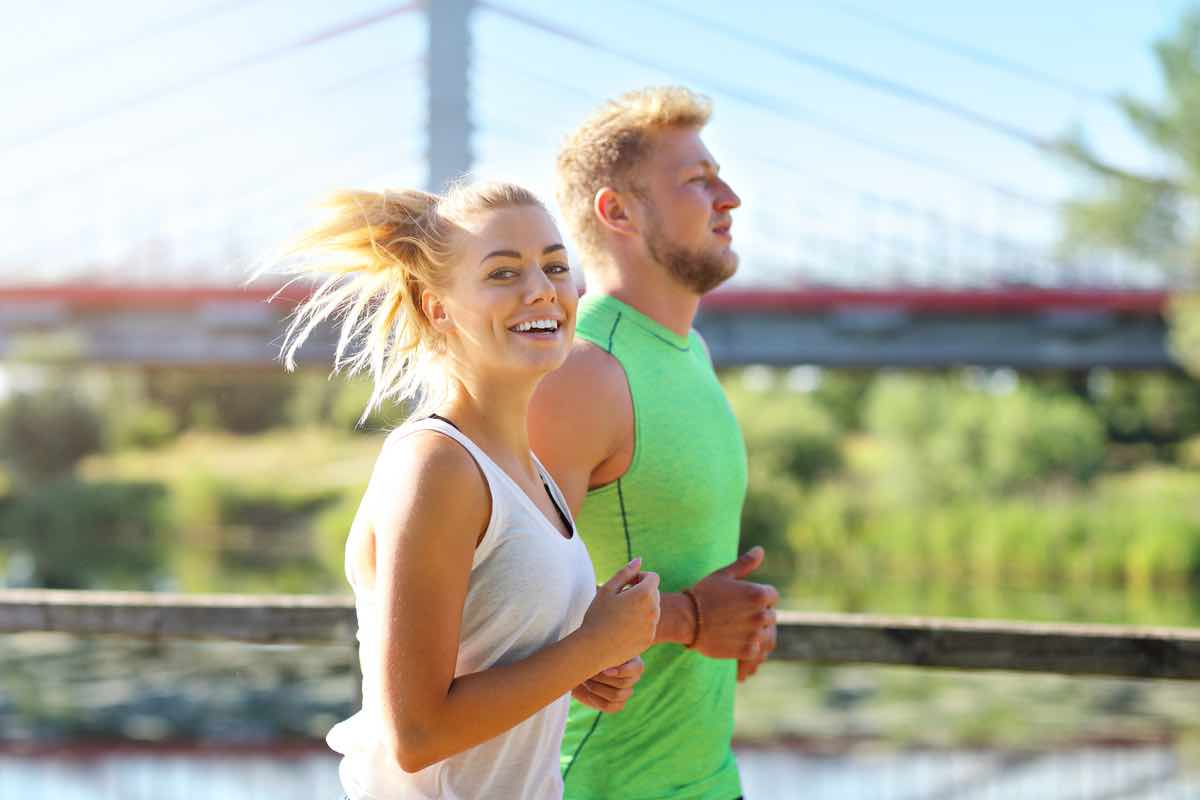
[715,178,741,211]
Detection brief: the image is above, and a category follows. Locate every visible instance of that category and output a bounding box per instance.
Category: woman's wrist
[566,622,619,678]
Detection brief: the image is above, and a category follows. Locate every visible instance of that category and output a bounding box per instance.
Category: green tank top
[561,294,748,800]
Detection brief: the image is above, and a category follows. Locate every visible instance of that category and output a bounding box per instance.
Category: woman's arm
[368,432,657,773]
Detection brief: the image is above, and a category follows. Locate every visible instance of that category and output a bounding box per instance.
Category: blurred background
[2,1,1199,798]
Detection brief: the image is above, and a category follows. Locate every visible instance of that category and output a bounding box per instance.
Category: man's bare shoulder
[529,339,632,503]
[538,339,628,403]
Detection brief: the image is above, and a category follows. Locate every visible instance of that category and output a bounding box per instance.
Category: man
[529,86,779,800]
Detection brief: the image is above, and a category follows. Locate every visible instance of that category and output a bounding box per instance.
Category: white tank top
[327,418,597,800]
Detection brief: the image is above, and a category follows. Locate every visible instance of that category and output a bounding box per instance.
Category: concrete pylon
[426,0,474,193]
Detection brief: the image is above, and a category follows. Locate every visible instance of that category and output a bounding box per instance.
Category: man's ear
[421,288,452,334]
[593,187,639,237]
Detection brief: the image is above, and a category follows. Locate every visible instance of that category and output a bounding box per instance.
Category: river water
[3,744,1198,799]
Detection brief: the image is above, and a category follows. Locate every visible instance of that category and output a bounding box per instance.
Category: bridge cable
[824,0,1112,105]
[0,57,425,206]
[0,1,421,155]
[477,1,1056,210]
[0,0,268,87]
[635,0,1176,192]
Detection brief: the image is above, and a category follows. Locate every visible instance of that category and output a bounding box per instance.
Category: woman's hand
[571,656,644,713]
[580,557,660,667]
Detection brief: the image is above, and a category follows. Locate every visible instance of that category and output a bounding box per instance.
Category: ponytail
[262,182,545,423]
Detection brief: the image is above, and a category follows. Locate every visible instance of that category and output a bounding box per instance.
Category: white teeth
[513,319,558,332]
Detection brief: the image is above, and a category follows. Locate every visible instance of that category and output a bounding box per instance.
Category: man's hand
[688,546,778,676]
[570,657,645,713]
[736,615,777,682]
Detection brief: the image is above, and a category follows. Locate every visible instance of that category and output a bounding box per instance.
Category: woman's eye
[490,268,518,279]
[545,263,570,275]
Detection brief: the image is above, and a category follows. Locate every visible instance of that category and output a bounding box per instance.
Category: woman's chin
[511,348,570,378]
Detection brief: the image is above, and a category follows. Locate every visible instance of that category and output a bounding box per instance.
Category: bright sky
[0,0,1192,287]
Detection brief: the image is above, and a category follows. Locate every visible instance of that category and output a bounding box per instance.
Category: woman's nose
[526,268,557,304]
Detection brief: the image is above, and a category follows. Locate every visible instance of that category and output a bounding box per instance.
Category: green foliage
[730,369,1194,598]
[143,370,296,434]
[169,474,344,593]
[314,491,364,582]
[810,371,874,432]
[287,370,409,433]
[863,375,1105,499]
[1088,369,1200,444]
[777,472,1200,592]
[0,479,169,589]
[1056,8,1200,372]
[331,373,411,432]
[107,402,178,450]
[0,390,105,485]
[1169,294,1200,377]
[724,370,845,586]
[738,473,803,588]
[1181,434,1200,469]
[984,390,1106,488]
[6,366,1193,603]
[726,371,843,485]
[91,369,181,451]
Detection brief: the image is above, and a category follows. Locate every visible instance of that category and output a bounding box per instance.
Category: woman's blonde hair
[265,181,545,424]
[556,85,712,267]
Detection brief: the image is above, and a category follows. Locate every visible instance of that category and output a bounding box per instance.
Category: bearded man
[529,86,779,800]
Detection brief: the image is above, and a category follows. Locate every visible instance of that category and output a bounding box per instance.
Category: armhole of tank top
[585,323,643,495]
[532,454,576,533]
[382,421,504,566]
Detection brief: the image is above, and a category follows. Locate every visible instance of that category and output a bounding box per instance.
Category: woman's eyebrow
[480,249,521,264]
[481,243,566,264]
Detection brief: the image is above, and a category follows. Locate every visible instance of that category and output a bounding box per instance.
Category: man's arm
[528,339,630,517]
[529,340,776,672]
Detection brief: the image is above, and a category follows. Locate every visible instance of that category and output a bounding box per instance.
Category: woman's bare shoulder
[368,427,491,542]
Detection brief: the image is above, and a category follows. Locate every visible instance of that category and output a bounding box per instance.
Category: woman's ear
[594,187,639,236]
[421,288,452,334]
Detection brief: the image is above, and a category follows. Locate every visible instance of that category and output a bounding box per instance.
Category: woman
[270,182,660,799]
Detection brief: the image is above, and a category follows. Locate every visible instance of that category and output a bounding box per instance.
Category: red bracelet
[681,588,702,649]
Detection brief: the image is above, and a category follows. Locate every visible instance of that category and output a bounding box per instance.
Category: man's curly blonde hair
[556,86,712,267]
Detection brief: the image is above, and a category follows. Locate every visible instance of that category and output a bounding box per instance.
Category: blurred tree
[1087,371,1200,447]
[0,389,104,486]
[811,370,874,432]
[1057,8,1200,373]
[0,479,168,589]
[143,370,295,434]
[726,371,843,485]
[864,374,1105,500]
[286,370,409,432]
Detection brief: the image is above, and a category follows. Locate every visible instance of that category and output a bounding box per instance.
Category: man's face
[631,127,741,295]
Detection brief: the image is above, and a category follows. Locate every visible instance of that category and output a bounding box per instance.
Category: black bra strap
[427,412,460,432]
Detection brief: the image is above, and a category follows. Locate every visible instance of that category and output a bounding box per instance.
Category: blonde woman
[270,182,659,799]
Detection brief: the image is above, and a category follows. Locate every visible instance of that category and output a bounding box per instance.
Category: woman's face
[431,205,578,384]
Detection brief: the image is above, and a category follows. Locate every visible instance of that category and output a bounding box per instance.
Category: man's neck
[588,263,701,339]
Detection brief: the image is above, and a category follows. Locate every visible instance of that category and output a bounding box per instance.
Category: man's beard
[643,210,738,295]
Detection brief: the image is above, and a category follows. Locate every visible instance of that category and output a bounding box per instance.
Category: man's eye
[490,269,518,279]
[545,264,570,275]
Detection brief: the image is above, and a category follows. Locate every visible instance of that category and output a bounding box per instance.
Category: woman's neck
[436,375,537,470]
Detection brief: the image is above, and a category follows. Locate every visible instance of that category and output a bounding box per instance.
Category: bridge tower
[426,0,475,193]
